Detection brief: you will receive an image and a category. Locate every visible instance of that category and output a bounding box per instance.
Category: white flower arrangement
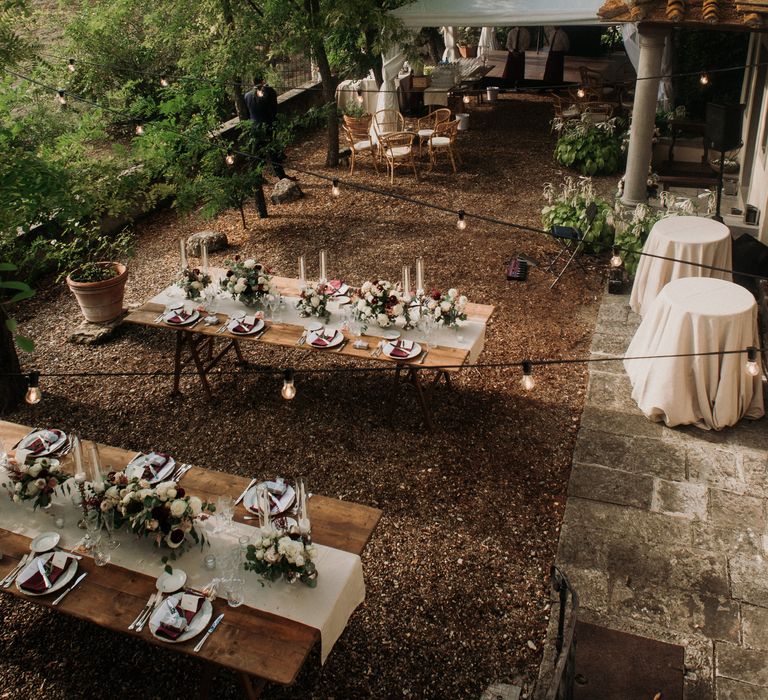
[419,288,468,328]
[296,282,331,318]
[2,457,68,509]
[244,526,318,586]
[220,256,273,307]
[175,267,212,300]
[351,280,418,332]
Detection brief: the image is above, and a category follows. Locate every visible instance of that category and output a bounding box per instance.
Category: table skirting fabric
[629,216,732,316]
[624,277,764,430]
[0,479,365,663]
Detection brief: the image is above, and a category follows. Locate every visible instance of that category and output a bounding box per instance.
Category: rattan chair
[427,120,460,174]
[416,108,451,156]
[380,131,419,184]
[342,123,378,174]
[581,102,614,124]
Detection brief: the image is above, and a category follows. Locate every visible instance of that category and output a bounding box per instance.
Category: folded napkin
[311,330,337,347]
[166,309,191,324]
[141,452,169,479]
[19,555,69,594]
[25,429,62,455]
[389,340,414,359]
[156,593,205,640]
[328,280,349,296]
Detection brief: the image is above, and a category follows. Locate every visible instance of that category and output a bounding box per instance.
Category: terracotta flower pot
[458,44,477,59]
[66,262,128,323]
[343,113,371,131]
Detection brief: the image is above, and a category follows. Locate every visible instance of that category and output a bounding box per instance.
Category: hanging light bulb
[135,124,145,135]
[576,86,586,99]
[610,247,623,268]
[331,179,341,197]
[67,58,76,73]
[160,77,169,87]
[746,346,761,377]
[699,73,710,86]
[225,152,236,166]
[462,94,471,104]
[56,89,67,106]
[356,89,364,104]
[25,371,42,405]
[281,369,296,400]
[456,210,467,230]
[520,361,535,391]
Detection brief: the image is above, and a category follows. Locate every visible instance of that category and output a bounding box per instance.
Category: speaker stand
[713,148,725,223]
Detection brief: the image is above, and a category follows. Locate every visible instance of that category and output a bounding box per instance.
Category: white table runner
[0,483,364,663]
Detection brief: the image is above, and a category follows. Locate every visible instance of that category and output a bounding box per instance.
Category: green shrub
[552,114,623,176]
[541,177,615,254]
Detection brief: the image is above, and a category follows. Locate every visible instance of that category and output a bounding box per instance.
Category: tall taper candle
[180,239,188,271]
[200,242,209,272]
[72,435,86,483]
[402,265,411,295]
[298,255,306,283]
[319,249,328,283]
[415,257,424,294]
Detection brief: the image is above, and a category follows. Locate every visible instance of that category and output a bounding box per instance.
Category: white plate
[382,330,401,340]
[382,340,422,361]
[243,482,296,516]
[18,429,67,457]
[149,592,213,644]
[307,329,344,349]
[30,532,61,553]
[125,453,176,485]
[163,309,200,326]
[16,552,78,597]
[227,317,265,336]
[156,568,187,593]
[333,295,351,305]
[304,321,323,332]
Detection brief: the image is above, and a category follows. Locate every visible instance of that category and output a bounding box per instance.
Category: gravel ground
[2,94,613,699]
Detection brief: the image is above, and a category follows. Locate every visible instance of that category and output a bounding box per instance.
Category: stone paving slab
[540,290,768,700]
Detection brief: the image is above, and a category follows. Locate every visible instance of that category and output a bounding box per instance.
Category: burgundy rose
[234,254,240,261]
[175,487,185,498]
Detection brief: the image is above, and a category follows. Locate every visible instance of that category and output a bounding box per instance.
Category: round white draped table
[629,216,732,316]
[624,277,764,430]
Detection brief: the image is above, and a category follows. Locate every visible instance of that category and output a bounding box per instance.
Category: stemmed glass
[273,294,285,323]
[102,508,120,550]
[418,314,437,350]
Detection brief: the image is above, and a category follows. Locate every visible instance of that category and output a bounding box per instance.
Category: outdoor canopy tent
[391,0,604,27]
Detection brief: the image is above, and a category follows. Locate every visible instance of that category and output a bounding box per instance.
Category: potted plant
[458,27,479,58]
[59,224,133,323]
[342,101,370,131]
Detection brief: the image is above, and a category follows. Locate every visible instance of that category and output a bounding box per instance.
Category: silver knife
[52,572,87,606]
[37,558,52,589]
[1,553,29,587]
[235,478,258,506]
[194,613,225,652]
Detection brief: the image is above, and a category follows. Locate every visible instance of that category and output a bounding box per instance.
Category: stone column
[621,27,669,206]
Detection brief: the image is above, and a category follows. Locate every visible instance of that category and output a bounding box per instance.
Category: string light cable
[4,67,768,286]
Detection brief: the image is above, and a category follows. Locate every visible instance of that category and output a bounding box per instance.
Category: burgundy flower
[151,505,168,522]
[226,270,234,277]
[175,487,185,498]
[234,254,240,261]
[169,529,185,545]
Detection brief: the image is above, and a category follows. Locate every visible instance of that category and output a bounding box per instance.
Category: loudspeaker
[705,103,744,151]
[732,233,768,289]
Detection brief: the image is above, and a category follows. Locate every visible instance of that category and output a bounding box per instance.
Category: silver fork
[296,330,307,346]
[174,464,192,483]
[1,554,29,588]
[129,592,156,630]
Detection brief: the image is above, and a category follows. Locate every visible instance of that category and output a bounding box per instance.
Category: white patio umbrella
[478,26,500,55]
[440,26,459,62]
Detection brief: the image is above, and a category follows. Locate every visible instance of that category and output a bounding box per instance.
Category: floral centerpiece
[220,256,272,307]
[176,267,211,300]
[2,457,69,509]
[422,288,468,328]
[244,527,318,587]
[101,472,214,556]
[352,280,416,332]
[296,282,331,319]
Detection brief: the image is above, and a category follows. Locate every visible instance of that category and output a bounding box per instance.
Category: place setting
[304,323,345,350]
[223,312,266,337]
[124,451,177,484]
[12,427,71,463]
[158,303,200,327]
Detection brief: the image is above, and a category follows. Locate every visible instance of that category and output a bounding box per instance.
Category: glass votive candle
[204,554,217,570]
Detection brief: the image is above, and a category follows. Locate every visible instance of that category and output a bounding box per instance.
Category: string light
[25,371,42,405]
[576,87,586,99]
[520,361,535,391]
[56,89,67,106]
[331,179,341,197]
[159,77,169,87]
[610,248,623,268]
[699,73,710,86]
[462,95,471,104]
[746,346,761,377]
[135,124,145,135]
[281,369,296,400]
[225,152,235,166]
[456,210,467,230]
[355,89,364,104]
[67,59,76,73]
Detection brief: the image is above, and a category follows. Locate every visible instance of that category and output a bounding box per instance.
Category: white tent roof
[391,0,604,27]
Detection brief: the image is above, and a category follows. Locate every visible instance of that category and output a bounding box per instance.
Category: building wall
[743,33,768,243]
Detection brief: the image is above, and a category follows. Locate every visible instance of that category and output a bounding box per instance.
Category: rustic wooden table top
[0,420,382,686]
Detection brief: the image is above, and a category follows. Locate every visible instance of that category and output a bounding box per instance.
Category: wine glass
[419,314,436,350]
[273,294,285,323]
[103,508,120,550]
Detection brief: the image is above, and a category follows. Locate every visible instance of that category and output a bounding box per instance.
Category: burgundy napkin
[389,340,414,359]
[142,453,170,479]
[231,320,254,333]
[156,594,205,640]
[311,330,336,347]
[19,559,69,594]
[166,310,190,324]
[26,429,62,455]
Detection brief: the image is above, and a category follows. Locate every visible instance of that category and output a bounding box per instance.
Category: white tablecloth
[629,216,732,316]
[0,479,364,664]
[335,78,379,116]
[152,274,488,363]
[624,277,764,430]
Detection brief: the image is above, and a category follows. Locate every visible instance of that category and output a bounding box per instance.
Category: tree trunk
[220,0,248,119]
[313,42,339,167]
[0,311,26,413]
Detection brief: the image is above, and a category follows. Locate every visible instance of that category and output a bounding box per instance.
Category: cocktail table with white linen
[624,276,764,430]
[629,216,732,316]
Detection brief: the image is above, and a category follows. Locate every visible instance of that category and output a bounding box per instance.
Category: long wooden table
[0,420,382,697]
[123,275,495,429]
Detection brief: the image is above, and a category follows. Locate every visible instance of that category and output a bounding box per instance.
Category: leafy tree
[0,262,34,412]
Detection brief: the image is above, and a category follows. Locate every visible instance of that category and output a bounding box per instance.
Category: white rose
[106,486,119,499]
[394,315,406,328]
[91,480,105,493]
[257,276,266,285]
[434,307,442,318]
[188,496,203,516]
[138,479,150,490]
[294,555,305,567]
[48,463,60,474]
[364,307,373,317]
[35,478,46,489]
[377,313,389,327]
[191,281,203,290]
[361,281,371,292]
[18,463,29,474]
[13,494,20,503]
[428,300,437,311]
[122,493,133,505]
[237,277,247,285]
[255,549,264,560]
[440,301,451,312]
[167,488,177,500]
[448,288,458,299]
[100,499,112,512]
[14,482,22,493]
[265,549,279,563]
[170,499,187,517]
[458,295,468,306]
[28,464,41,477]
[365,293,374,303]
[392,304,403,316]
[310,296,320,308]
[244,259,256,269]
[234,282,246,294]
[26,482,39,495]
[261,537,272,548]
